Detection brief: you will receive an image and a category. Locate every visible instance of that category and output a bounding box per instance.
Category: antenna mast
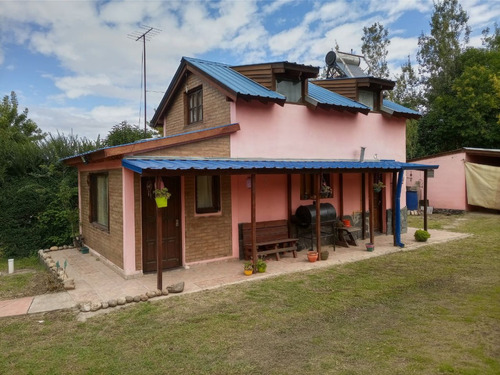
[128,25,161,136]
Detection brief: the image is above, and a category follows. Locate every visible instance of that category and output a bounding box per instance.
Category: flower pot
[155,196,168,208]
[320,250,329,260]
[244,269,253,276]
[365,243,375,252]
[80,246,89,254]
[342,219,351,227]
[307,251,318,262]
[257,266,267,273]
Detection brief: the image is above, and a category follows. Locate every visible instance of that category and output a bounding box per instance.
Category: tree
[361,22,390,78]
[391,56,421,109]
[417,0,470,106]
[416,46,500,156]
[0,92,44,182]
[482,23,500,51]
[104,121,157,147]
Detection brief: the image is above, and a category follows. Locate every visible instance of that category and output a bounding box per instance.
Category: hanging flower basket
[155,196,168,208]
[153,187,171,208]
[373,182,385,193]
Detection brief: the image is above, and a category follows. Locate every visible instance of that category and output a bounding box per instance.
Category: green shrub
[414,229,431,242]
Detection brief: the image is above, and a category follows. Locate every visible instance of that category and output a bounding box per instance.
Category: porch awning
[122,157,438,175]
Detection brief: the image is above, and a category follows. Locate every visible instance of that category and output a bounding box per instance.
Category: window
[196,175,220,214]
[187,87,203,124]
[300,173,332,200]
[89,173,109,229]
[276,78,302,103]
[358,89,378,110]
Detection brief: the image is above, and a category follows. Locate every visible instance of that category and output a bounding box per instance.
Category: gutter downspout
[395,169,405,248]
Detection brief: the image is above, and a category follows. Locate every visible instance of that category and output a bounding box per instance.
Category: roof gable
[307,82,370,114]
[151,57,286,126]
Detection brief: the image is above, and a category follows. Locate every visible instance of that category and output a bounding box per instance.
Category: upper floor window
[188,86,203,124]
[196,175,220,214]
[276,78,302,103]
[358,89,379,110]
[89,173,109,230]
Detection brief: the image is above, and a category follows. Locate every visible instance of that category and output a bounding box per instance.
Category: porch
[47,226,468,317]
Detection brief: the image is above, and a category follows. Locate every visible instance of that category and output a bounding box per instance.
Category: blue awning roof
[122,158,438,174]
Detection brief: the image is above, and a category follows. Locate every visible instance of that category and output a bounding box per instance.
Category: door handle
[175,219,179,227]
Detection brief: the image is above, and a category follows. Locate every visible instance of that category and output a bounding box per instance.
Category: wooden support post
[251,174,257,269]
[287,174,292,237]
[423,169,428,231]
[315,173,321,258]
[392,172,397,246]
[155,176,163,291]
[339,173,344,219]
[368,172,375,245]
[361,173,366,240]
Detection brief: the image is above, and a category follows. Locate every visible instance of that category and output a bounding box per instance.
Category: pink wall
[407,151,466,210]
[122,167,136,275]
[230,101,406,161]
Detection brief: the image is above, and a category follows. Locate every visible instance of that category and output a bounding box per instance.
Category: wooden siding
[312,79,358,101]
[232,64,274,90]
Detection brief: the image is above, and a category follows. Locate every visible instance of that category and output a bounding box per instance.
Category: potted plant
[373,181,385,193]
[256,258,267,273]
[365,243,375,252]
[243,261,253,276]
[153,187,171,208]
[414,229,431,242]
[320,183,333,198]
[307,251,318,262]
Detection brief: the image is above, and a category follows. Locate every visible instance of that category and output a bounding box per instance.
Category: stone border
[78,282,185,313]
[38,249,75,290]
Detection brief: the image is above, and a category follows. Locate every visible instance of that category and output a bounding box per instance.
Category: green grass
[0,256,63,299]
[0,213,499,374]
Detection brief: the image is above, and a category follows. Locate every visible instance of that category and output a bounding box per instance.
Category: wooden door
[141,176,182,272]
[372,173,385,233]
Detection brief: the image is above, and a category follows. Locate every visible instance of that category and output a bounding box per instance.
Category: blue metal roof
[308,82,370,112]
[122,158,438,174]
[184,57,285,101]
[382,100,420,116]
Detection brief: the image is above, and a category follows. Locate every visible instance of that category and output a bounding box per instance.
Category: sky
[1,0,498,141]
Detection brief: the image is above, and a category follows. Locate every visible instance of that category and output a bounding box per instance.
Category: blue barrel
[406,191,418,210]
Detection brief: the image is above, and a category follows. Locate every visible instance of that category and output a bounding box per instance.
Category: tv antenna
[128,25,161,136]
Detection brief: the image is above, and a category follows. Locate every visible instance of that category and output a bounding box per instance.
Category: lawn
[0,256,63,299]
[0,213,499,374]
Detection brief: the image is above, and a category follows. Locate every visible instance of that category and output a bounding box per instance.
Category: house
[64,53,437,280]
[408,148,500,212]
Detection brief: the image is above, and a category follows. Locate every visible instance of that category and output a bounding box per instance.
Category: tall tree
[482,23,500,51]
[104,121,157,147]
[417,0,470,107]
[361,22,390,78]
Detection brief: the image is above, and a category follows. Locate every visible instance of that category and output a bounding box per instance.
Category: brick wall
[80,169,124,268]
[183,174,233,262]
[138,137,230,158]
[163,73,231,135]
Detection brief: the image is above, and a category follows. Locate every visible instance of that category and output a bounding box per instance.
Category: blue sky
[0,0,498,140]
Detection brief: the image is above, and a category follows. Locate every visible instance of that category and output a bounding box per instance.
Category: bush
[414,229,431,242]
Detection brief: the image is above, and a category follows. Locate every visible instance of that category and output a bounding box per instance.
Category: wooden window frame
[89,172,109,231]
[186,86,203,125]
[300,173,332,200]
[195,175,221,214]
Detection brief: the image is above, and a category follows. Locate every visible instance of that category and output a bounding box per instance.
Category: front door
[141,176,182,272]
[372,173,385,233]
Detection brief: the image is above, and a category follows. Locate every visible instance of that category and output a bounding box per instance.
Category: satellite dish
[325,51,336,67]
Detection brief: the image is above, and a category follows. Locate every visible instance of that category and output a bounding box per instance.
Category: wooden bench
[241,220,298,261]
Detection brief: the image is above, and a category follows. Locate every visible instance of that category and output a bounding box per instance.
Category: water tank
[406,191,418,210]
